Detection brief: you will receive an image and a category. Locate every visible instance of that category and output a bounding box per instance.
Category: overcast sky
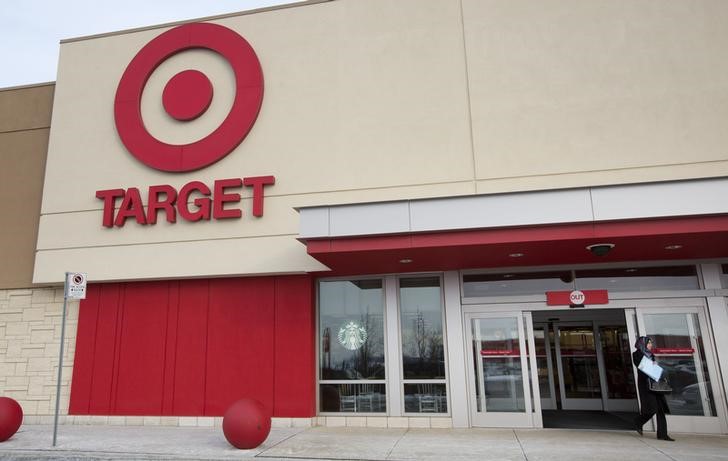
[0,0,299,88]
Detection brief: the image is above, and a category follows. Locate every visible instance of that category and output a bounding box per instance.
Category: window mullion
[384,275,402,416]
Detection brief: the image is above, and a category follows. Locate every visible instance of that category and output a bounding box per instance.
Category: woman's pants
[635,398,667,438]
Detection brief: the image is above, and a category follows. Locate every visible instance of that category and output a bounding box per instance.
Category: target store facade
[3,0,728,432]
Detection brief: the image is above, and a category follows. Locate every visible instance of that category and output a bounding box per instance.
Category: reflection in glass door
[635,305,727,434]
[465,312,539,427]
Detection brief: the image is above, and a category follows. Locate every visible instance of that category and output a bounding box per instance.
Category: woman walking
[632,336,674,441]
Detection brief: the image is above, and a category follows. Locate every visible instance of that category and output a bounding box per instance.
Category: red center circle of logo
[162,69,214,121]
[114,23,264,172]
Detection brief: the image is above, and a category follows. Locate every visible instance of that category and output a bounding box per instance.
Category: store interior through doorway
[532,308,639,430]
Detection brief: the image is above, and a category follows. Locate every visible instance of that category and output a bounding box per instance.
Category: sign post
[53,272,86,447]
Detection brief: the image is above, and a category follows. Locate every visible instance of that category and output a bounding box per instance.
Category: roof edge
[60,0,334,44]
[0,81,55,92]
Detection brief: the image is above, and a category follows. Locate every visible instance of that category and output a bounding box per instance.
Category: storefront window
[575,266,699,291]
[319,279,386,413]
[463,272,573,297]
[403,384,447,413]
[399,277,447,413]
[463,265,699,298]
[319,384,386,413]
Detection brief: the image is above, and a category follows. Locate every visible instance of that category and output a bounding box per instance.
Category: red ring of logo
[114,23,263,172]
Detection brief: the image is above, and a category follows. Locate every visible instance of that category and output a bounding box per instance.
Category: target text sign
[96,176,275,227]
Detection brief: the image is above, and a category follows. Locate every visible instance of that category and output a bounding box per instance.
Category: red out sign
[546,290,609,306]
[569,290,585,304]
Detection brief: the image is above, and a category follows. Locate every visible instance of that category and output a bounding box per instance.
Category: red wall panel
[68,285,100,414]
[113,281,169,414]
[88,284,122,414]
[273,276,316,416]
[204,278,275,415]
[168,280,208,415]
[69,275,315,417]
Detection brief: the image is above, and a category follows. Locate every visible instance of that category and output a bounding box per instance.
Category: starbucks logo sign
[337,321,368,351]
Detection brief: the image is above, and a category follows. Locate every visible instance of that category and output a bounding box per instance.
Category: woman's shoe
[658,436,675,441]
[635,426,643,436]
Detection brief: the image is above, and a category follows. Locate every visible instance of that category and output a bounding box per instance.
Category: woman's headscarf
[634,336,654,359]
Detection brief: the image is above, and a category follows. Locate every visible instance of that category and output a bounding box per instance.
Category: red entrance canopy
[303,215,728,276]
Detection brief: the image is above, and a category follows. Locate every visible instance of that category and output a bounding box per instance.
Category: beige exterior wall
[35,0,728,283]
[0,287,77,423]
[0,83,53,289]
[465,0,728,193]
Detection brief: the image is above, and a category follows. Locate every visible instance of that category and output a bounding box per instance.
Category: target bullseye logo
[114,23,263,172]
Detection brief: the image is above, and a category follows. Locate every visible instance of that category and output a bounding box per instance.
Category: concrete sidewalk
[1,424,727,460]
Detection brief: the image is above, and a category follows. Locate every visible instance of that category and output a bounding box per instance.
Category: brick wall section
[0,287,78,424]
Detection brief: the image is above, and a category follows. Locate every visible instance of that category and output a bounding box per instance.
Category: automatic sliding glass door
[548,314,637,412]
[465,311,540,427]
[555,323,603,410]
[634,304,728,434]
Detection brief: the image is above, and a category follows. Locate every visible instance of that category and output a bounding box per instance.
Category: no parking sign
[65,272,87,299]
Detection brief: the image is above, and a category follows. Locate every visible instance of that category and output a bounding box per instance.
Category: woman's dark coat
[632,349,670,416]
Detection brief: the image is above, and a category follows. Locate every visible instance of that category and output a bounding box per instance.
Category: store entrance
[465,300,726,432]
[532,309,639,430]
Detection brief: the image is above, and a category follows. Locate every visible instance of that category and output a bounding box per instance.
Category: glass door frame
[628,298,728,434]
[533,322,557,410]
[552,318,639,412]
[597,320,640,412]
[463,308,542,428]
[553,321,606,411]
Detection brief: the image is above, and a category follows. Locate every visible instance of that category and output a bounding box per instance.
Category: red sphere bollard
[0,397,23,442]
[222,398,271,449]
